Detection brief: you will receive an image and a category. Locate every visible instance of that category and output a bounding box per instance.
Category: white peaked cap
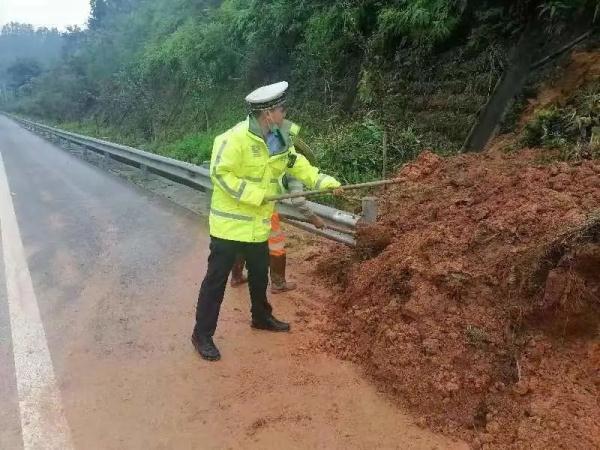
[245,81,288,109]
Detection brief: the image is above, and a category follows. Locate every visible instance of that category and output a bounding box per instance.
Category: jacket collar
[247,115,263,139]
[245,116,296,155]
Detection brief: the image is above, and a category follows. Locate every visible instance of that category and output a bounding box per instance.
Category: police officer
[191,81,341,361]
[229,133,326,293]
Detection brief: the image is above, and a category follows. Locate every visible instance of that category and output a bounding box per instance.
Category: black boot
[251,315,290,332]
[191,334,221,361]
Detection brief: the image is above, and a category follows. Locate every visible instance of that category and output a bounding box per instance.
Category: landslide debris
[317,148,600,449]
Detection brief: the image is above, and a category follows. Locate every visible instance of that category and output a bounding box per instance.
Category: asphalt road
[0,115,466,450]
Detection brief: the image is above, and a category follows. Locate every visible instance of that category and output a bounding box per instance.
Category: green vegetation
[1,0,597,182]
[521,80,600,160]
[522,107,574,149]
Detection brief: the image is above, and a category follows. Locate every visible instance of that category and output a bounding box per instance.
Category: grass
[465,324,491,348]
[149,132,213,165]
[57,120,215,166]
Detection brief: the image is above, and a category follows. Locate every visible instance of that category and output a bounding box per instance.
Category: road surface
[0,115,466,449]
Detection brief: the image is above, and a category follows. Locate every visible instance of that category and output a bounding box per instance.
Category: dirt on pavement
[53,231,467,450]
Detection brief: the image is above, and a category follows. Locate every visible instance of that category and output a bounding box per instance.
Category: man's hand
[332,187,345,197]
[309,215,326,229]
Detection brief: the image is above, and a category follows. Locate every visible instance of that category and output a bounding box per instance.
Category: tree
[89,0,109,29]
[6,58,42,93]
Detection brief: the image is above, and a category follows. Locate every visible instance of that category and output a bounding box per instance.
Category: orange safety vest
[268,212,286,256]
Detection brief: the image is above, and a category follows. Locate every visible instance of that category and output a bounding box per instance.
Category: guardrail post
[139,163,149,180]
[101,150,110,168]
[361,196,378,224]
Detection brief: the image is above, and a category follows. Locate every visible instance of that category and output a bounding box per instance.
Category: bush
[521,107,574,149]
[520,79,600,161]
[314,119,383,185]
[315,119,424,184]
[376,0,461,49]
[293,5,364,106]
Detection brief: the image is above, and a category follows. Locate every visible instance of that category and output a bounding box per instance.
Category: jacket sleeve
[285,148,340,191]
[211,137,266,206]
[287,176,317,219]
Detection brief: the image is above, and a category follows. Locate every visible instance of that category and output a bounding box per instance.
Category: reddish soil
[312,147,600,449]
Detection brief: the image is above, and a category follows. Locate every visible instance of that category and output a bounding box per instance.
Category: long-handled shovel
[265,178,403,202]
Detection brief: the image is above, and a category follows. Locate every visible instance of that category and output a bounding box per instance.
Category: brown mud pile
[315,149,600,449]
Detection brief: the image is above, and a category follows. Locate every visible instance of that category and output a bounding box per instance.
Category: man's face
[266,104,286,127]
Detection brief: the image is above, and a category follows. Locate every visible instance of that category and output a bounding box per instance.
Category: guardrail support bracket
[101,151,110,168]
[361,196,378,224]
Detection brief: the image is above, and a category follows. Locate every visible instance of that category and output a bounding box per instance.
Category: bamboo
[382,131,388,180]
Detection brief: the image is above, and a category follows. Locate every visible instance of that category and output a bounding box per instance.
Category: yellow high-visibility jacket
[209,116,340,242]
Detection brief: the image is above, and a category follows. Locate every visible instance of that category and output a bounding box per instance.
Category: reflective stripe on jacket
[209,116,340,242]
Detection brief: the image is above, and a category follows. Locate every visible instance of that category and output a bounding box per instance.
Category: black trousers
[193,236,273,337]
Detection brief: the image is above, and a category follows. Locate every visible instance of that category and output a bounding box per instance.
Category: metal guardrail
[10,116,365,246]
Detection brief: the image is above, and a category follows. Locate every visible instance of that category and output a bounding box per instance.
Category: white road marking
[0,153,74,450]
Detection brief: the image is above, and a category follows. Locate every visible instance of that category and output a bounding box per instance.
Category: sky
[0,0,90,30]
